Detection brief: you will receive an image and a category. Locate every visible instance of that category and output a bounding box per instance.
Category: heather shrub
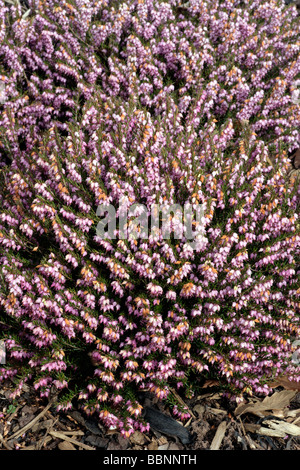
[0,0,300,437]
[0,109,299,434]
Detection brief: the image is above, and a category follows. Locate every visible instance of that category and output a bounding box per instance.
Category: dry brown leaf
[259,390,298,410]
[234,390,297,417]
[202,380,219,389]
[271,409,286,419]
[294,416,300,426]
[286,409,300,420]
[292,148,300,169]
[196,392,222,401]
[269,376,300,391]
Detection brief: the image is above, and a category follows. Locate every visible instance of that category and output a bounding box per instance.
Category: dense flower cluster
[0,0,300,436]
[1,0,300,166]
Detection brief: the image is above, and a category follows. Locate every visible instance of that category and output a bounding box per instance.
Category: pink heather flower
[112,394,123,405]
[126,400,143,417]
[56,402,73,412]
[166,290,176,300]
[87,383,96,393]
[52,380,68,389]
[147,282,163,297]
[34,377,52,390]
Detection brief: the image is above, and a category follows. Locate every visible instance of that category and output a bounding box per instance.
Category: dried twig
[8,401,53,441]
[36,417,59,450]
[48,430,95,450]
[237,417,257,450]
[0,433,13,450]
[58,430,85,436]
[3,405,22,436]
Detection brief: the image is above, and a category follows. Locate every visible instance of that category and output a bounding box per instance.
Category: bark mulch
[1,378,300,451]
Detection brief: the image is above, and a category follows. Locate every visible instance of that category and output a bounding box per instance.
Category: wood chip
[158,443,169,450]
[256,427,285,438]
[207,407,227,416]
[129,431,146,446]
[157,436,168,446]
[58,441,77,450]
[168,442,183,450]
[210,421,227,450]
[144,407,192,444]
[148,440,158,450]
[66,412,86,426]
[48,431,95,450]
[257,419,300,438]
[193,404,205,417]
[85,434,109,448]
[184,417,193,428]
